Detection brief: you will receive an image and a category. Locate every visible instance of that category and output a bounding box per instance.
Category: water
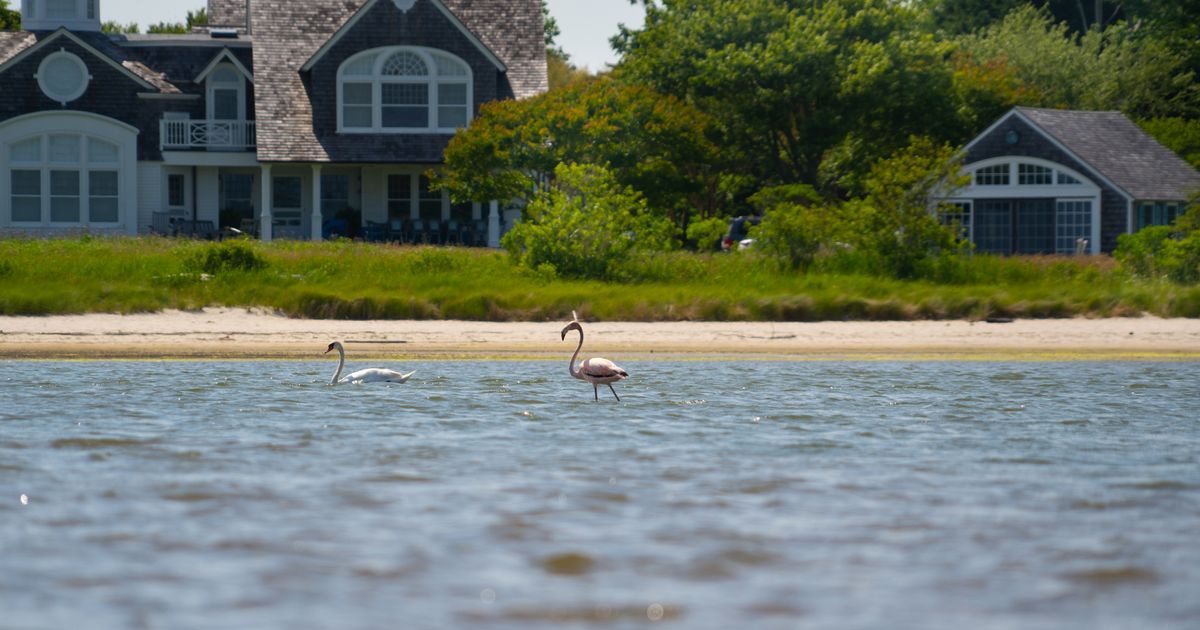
[1,359,1198,629]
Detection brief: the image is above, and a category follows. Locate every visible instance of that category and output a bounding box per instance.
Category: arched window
[338,47,472,133]
[8,132,121,225]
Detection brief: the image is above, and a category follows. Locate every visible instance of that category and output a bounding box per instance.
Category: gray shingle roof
[0,31,36,66]
[1017,107,1200,201]
[251,0,547,162]
[0,29,182,94]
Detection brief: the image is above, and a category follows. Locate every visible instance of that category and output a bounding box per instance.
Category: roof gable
[194,48,254,84]
[967,107,1200,202]
[250,0,546,163]
[0,28,159,92]
[301,0,506,73]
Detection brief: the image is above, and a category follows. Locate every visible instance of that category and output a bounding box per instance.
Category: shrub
[1115,225,1200,284]
[184,240,267,275]
[746,184,837,271]
[685,216,729,252]
[501,163,676,280]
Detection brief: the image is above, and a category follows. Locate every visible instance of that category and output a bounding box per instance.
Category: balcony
[160,119,256,151]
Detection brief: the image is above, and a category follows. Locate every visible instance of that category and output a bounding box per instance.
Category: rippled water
[2,359,1199,629]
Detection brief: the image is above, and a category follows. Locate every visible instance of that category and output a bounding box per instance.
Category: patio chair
[363,221,389,242]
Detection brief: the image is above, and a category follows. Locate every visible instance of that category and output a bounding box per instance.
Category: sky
[95,0,646,71]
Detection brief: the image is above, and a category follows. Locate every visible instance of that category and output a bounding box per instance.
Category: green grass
[1,236,1197,320]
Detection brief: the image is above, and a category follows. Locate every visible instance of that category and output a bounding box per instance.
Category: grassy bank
[1,237,1198,320]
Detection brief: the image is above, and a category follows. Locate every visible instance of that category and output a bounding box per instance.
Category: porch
[152,160,516,246]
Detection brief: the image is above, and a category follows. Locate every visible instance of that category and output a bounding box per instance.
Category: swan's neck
[568,329,584,380]
[331,344,345,385]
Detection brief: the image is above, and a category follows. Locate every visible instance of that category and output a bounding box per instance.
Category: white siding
[137,161,162,234]
[196,167,220,224]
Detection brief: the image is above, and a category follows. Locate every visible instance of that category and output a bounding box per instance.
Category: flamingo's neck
[568,329,584,380]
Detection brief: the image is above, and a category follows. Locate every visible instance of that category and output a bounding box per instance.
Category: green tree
[501,163,675,280]
[922,1,1131,35]
[1138,118,1200,170]
[147,8,207,34]
[101,20,140,33]
[747,184,839,271]
[435,77,721,236]
[958,5,1198,118]
[0,0,20,30]
[845,137,967,278]
[614,0,963,195]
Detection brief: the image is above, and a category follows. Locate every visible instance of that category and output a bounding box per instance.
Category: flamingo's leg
[593,383,599,401]
[608,384,620,401]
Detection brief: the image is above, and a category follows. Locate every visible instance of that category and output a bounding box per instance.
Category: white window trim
[961,157,1101,201]
[206,63,246,122]
[6,134,121,227]
[36,50,91,106]
[1,111,138,234]
[337,46,473,135]
[166,170,189,210]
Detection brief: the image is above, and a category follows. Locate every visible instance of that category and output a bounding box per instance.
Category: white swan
[325,341,415,385]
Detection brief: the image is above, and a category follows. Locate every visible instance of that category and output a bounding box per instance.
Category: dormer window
[207,66,245,121]
[338,46,472,134]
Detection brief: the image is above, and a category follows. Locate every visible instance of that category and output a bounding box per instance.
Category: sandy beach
[2,308,1199,360]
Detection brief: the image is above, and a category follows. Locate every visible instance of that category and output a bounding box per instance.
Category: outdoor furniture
[363,221,390,242]
[322,218,349,240]
[151,212,174,235]
[428,219,442,245]
[473,220,488,246]
[445,220,461,245]
[174,220,218,239]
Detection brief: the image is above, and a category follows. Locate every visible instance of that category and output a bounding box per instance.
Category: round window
[38,52,90,104]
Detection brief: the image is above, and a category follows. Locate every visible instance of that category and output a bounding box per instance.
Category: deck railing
[160,119,256,150]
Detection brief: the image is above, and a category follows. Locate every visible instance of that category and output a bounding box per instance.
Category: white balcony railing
[160,119,256,150]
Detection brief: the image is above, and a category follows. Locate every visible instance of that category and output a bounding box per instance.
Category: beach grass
[1,236,1197,320]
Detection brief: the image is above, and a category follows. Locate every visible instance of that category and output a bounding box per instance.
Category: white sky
[93,0,645,71]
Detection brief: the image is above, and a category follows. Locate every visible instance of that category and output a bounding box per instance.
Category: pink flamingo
[561,312,628,401]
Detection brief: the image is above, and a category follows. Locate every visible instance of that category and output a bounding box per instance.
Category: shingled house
[940,107,1200,255]
[0,0,547,243]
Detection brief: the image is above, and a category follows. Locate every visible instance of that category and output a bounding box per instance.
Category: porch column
[260,164,273,242]
[487,200,500,248]
[311,164,323,242]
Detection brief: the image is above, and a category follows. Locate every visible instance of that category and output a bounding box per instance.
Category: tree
[0,0,20,30]
[101,20,141,34]
[541,1,591,90]
[1139,118,1200,170]
[746,184,840,271]
[958,5,1198,118]
[501,163,675,280]
[434,77,721,236]
[614,0,963,195]
[147,7,207,34]
[922,1,1130,35]
[845,137,966,278]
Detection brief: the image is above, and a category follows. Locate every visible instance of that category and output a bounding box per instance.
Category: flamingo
[561,312,628,401]
[324,341,415,385]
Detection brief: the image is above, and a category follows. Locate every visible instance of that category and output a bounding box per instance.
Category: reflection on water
[2,360,1199,629]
